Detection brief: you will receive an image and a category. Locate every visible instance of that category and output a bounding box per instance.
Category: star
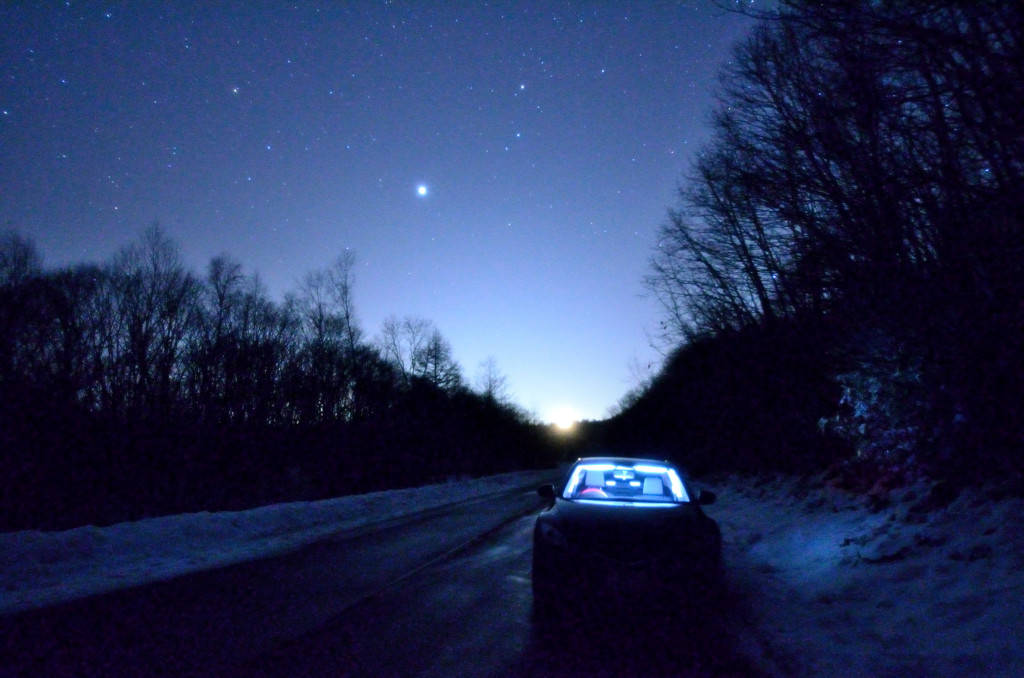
[417,184,428,197]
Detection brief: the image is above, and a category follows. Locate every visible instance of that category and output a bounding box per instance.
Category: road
[1,483,758,677]
[239,514,756,678]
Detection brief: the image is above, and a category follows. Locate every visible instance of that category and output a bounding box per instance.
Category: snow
[0,469,556,616]
[706,473,1024,677]
[3,466,1023,675]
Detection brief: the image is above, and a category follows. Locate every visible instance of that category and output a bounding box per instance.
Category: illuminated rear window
[562,463,690,504]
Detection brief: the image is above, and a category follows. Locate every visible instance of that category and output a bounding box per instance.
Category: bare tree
[474,355,511,404]
[649,2,1024,344]
[376,315,432,381]
[0,232,41,382]
[0,231,41,288]
[295,252,361,349]
[328,250,361,353]
[104,225,199,414]
[188,254,296,425]
[645,0,1024,468]
[375,316,462,392]
[413,328,463,392]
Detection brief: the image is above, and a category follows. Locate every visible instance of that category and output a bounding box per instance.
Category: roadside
[0,480,551,677]
[703,473,1024,676]
[0,469,558,616]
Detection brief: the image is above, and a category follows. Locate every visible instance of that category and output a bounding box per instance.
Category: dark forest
[609,1,1023,489]
[0,230,555,531]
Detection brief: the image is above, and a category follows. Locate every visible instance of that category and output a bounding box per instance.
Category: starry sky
[1,2,755,423]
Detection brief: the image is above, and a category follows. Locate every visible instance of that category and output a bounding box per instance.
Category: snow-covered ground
[707,473,1024,677]
[3,467,1022,675]
[0,469,557,616]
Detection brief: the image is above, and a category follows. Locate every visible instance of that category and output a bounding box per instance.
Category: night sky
[1,2,754,423]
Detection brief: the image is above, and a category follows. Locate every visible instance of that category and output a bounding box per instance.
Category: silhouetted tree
[286,252,366,424]
[376,314,432,382]
[187,255,296,426]
[0,230,41,288]
[474,355,511,405]
[645,1,1024,475]
[104,225,199,416]
[0,232,43,386]
[15,265,105,408]
[0,227,552,529]
[413,328,463,393]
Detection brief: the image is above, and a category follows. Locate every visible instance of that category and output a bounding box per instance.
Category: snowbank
[708,473,1024,677]
[0,469,557,616]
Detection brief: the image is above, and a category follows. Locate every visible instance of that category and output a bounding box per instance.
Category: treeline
[0,227,552,531]
[615,1,1023,482]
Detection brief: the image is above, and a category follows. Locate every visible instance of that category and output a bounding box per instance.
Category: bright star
[417,184,428,196]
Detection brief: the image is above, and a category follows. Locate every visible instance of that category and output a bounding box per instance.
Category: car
[532,457,722,621]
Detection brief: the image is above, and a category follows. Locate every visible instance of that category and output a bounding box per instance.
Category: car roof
[572,456,675,468]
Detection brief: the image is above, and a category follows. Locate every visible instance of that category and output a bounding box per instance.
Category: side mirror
[537,484,556,502]
[698,489,717,506]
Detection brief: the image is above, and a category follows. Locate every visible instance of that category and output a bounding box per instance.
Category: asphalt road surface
[238,513,757,678]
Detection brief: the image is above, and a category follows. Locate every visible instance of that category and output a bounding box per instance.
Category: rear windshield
[561,463,690,504]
